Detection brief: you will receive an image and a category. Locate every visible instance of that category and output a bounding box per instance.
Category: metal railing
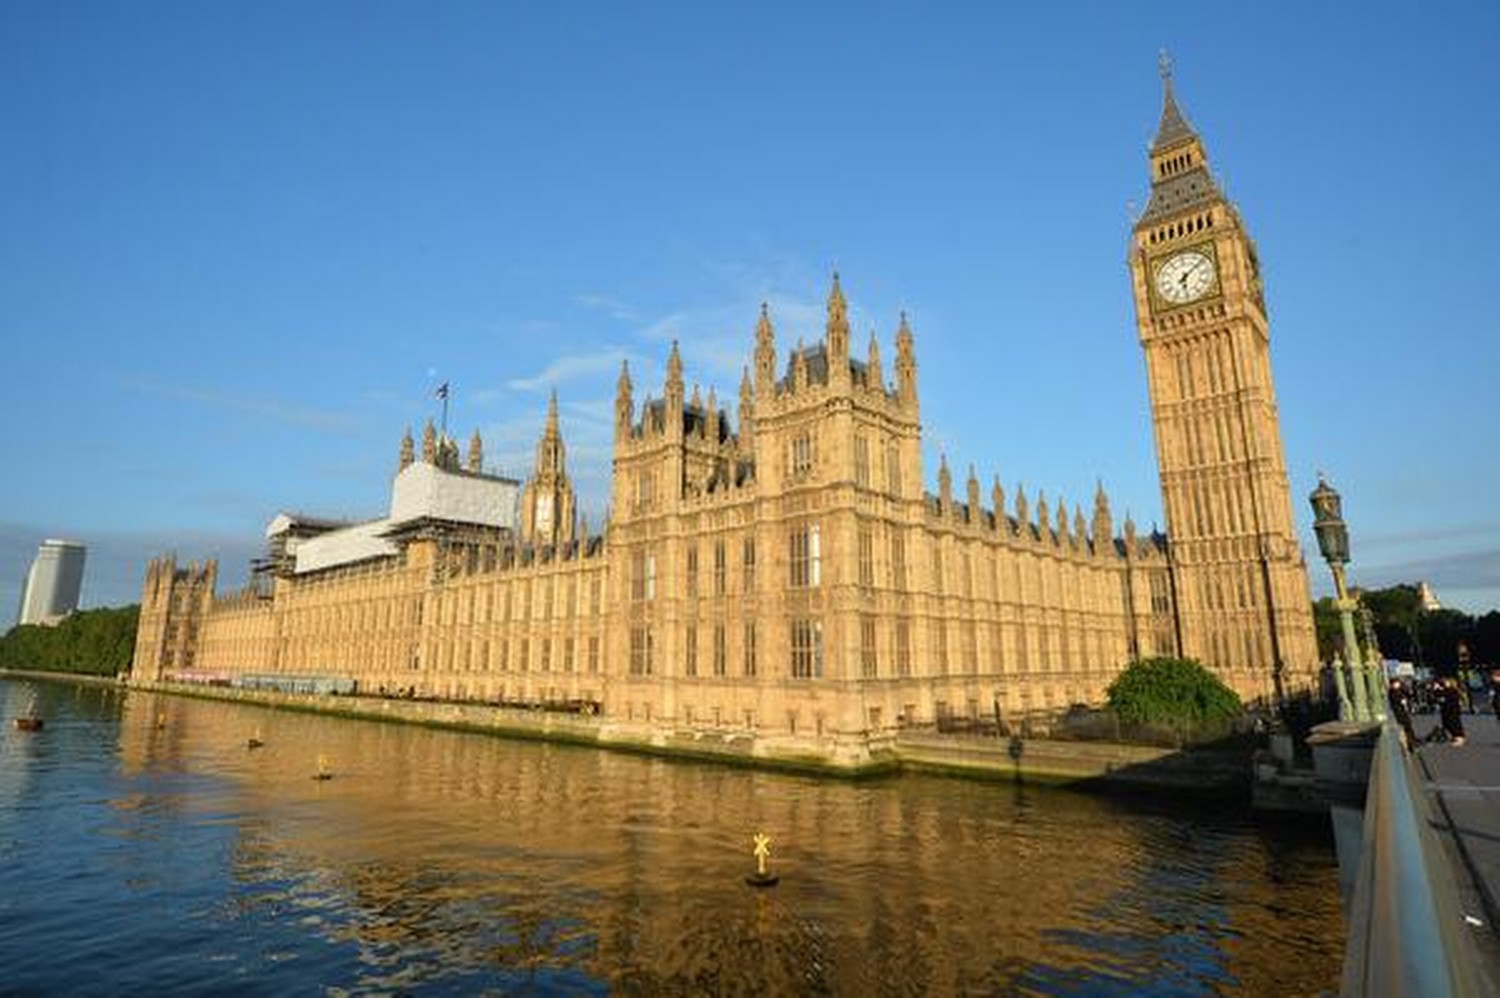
[1340,722,1483,996]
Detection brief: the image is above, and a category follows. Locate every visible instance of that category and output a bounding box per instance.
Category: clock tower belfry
[520,389,577,548]
[1129,56,1318,701]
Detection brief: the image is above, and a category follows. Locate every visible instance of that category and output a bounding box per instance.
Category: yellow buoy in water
[746,831,779,887]
[313,753,333,781]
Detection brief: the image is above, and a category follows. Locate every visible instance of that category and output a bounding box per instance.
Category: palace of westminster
[132,70,1321,762]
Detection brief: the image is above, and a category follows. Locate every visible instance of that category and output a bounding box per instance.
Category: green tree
[1312,597,1342,662]
[0,605,139,676]
[1106,656,1243,726]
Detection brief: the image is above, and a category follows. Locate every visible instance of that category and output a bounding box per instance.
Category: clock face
[1154,249,1217,305]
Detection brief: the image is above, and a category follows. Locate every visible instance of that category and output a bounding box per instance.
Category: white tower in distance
[16,539,87,626]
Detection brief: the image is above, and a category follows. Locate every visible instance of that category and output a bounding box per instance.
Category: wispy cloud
[504,349,631,393]
[577,294,640,322]
[121,378,359,434]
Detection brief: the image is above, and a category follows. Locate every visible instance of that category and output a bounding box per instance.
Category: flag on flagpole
[435,382,449,401]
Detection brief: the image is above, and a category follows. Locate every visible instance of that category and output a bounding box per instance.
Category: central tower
[1128,58,1318,700]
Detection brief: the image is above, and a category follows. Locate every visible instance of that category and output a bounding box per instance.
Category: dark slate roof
[777,343,870,391]
[1152,86,1195,152]
[1139,166,1222,224]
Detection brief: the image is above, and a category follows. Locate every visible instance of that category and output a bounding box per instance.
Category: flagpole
[441,392,449,438]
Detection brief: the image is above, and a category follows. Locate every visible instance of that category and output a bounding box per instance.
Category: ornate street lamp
[1309,476,1382,723]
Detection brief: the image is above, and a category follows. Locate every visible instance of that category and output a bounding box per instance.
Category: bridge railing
[1340,721,1483,997]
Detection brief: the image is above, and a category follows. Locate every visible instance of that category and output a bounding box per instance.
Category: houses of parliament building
[132,70,1320,764]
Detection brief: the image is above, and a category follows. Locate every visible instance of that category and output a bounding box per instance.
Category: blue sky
[2,1,1498,616]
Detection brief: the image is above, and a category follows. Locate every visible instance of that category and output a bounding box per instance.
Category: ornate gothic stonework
[132,72,1319,761]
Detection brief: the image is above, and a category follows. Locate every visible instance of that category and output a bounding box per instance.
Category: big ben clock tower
[1129,56,1318,701]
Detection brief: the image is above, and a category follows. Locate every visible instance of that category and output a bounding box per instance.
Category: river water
[0,677,1342,995]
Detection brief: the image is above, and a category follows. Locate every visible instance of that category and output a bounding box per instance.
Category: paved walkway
[1411,706,1500,983]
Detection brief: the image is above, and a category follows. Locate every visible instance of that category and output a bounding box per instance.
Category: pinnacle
[1152,54,1197,151]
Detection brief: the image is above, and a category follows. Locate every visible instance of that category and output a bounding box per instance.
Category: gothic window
[932,543,945,596]
[886,440,901,494]
[931,621,948,676]
[685,625,698,677]
[860,616,878,678]
[789,523,821,588]
[742,536,756,593]
[564,637,575,673]
[854,433,871,487]
[540,638,551,673]
[789,431,816,480]
[743,622,756,677]
[713,539,726,596]
[713,624,726,677]
[858,527,875,588]
[519,637,530,673]
[630,626,653,676]
[634,469,655,512]
[895,621,912,677]
[686,544,699,597]
[890,531,908,588]
[791,618,824,679]
[588,635,600,674]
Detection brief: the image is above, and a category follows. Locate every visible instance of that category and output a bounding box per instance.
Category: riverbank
[3,669,1252,793]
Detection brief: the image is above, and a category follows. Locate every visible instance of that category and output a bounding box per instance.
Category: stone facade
[131,74,1320,760]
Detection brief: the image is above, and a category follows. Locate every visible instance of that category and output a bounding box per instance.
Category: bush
[1106,656,1242,726]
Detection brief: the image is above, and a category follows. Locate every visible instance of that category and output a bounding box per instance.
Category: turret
[1036,491,1050,541]
[791,339,808,393]
[895,311,918,410]
[866,330,884,392]
[1056,496,1070,545]
[399,427,415,471]
[937,454,953,512]
[738,366,754,451]
[706,386,720,442]
[422,420,437,463]
[665,341,685,435]
[966,465,981,523]
[826,272,850,387]
[536,389,565,478]
[467,429,483,473]
[991,476,1006,533]
[1014,484,1029,536]
[754,303,776,397]
[1092,480,1114,553]
[1073,505,1087,549]
[615,360,634,441]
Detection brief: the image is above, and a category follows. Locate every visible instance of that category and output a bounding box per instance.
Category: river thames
[1,677,1342,994]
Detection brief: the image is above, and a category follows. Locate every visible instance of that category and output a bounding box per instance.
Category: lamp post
[1310,476,1369,722]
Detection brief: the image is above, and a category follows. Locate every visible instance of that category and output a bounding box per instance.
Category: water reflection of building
[109,691,1338,994]
[132,69,1319,765]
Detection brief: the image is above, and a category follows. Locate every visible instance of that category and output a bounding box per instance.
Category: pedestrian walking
[1426,677,1467,746]
[1388,679,1419,750]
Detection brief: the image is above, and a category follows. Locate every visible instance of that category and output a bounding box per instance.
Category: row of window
[1147,210,1214,245]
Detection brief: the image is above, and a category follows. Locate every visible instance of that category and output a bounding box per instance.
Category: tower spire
[895,311,918,409]
[1152,48,1196,152]
[826,271,850,380]
[615,359,634,440]
[754,302,776,396]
